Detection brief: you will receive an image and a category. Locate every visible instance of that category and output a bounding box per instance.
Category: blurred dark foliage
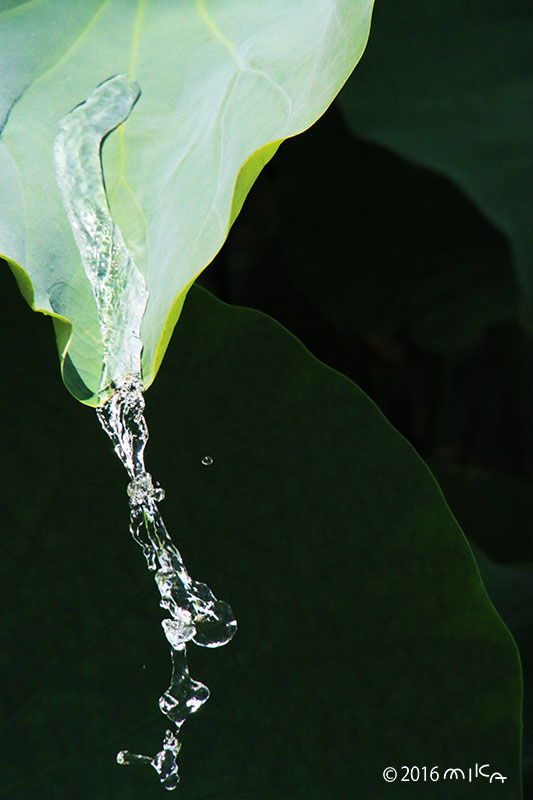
[200,104,533,485]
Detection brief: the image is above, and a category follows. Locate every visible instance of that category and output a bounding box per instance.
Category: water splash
[54,74,148,403]
[54,76,236,788]
[98,376,237,787]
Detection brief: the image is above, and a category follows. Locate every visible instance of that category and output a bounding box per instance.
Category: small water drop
[201,456,213,466]
[116,750,153,768]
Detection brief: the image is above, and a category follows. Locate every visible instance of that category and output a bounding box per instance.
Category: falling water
[97,375,237,789]
[54,75,237,789]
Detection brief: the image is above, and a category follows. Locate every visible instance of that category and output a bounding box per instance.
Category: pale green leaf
[0,0,374,404]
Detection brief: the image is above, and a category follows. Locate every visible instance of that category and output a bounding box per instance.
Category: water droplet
[201,456,213,466]
[154,484,165,502]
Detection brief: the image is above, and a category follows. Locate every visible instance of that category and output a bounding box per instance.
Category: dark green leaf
[428,461,533,794]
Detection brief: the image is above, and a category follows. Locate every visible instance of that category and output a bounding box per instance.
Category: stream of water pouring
[54,75,237,789]
[97,375,237,789]
[54,75,148,402]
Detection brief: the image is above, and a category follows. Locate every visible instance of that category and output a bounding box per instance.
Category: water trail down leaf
[54,77,237,788]
[97,377,237,789]
[54,75,148,402]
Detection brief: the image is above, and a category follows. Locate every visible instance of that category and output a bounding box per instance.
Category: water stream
[54,74,148,403]
[54,75,237,789]
[97,375,237,789]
